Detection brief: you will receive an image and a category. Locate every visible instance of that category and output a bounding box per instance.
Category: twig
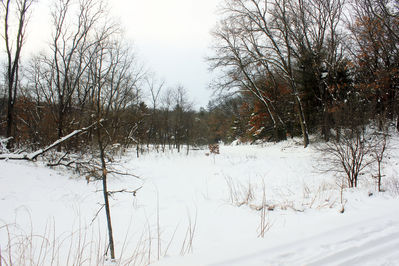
[107,187,142,197]
[163,224,179,257]
[90,204,105,225]
[107,170,141,179]
[46,152,69,167]
[157,191,161,260]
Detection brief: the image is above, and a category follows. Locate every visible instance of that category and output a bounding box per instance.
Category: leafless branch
[90,204,105,225]
[107,187,143,197]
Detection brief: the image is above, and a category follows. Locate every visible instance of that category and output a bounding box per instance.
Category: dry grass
[0,220,108,266]
[257,181,272,238]
[225,176,255,207]
[224,175,342,237]
[0,209,198,266]
[225,175,337,212]
[180,210,197,256]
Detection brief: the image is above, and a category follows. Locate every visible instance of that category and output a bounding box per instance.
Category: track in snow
[212,212,399,266]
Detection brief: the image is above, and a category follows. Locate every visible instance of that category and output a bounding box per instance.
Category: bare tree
[209,7,287,142]
[1,0,34,149]
[291,0,347,141]
[321,129,374,188]
[348,0,399,130]
[31,0,115,144]
[145,74,164,148]
[210,0,310,146]
[160,87,173,151]
[27,0,143,260]
[210,0,349,146]
[87,33,143,260]
[372,129,388,192]
[171,85,192,152]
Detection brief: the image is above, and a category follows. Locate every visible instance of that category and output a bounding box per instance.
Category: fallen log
[0,120,103,161]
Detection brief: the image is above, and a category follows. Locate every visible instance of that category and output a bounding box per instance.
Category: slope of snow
[1,137,399,265]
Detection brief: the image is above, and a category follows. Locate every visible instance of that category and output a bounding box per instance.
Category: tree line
[0,0,217,154]
[1,0,399,152]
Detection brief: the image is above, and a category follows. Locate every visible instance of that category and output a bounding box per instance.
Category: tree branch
[0,119,103,160]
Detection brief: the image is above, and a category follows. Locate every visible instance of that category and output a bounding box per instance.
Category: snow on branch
[0,137,12,153]
[0,120,103,161]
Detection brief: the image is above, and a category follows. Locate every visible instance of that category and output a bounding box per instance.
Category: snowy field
[1,137,399,265]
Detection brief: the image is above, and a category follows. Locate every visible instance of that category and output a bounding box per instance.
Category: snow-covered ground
[1,137,399,265]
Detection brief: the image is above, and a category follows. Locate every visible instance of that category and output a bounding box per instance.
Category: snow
[1,137,399,265]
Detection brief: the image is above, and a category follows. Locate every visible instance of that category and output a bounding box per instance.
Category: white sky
[26,0,222,109]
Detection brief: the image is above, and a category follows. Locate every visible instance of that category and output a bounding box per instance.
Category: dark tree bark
[2,0,34,149]
[97,126,115,259]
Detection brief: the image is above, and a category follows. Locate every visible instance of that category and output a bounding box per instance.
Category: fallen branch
[0,120,103,161]
[0,137,12,153]
[46,152,69,167]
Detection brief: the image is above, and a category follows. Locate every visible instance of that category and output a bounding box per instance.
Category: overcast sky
[27,0,222,109]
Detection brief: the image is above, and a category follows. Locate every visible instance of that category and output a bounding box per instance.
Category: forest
[1,0,399,264]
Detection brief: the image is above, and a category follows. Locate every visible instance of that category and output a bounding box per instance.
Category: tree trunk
[6,94,14,150]
[4,0,32,150]
[57,103,65,152]
[322,105,331,142]
[97,129,115,260]
[377,162,382,192]
[396,114,399,132]
[294,95,310,148]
